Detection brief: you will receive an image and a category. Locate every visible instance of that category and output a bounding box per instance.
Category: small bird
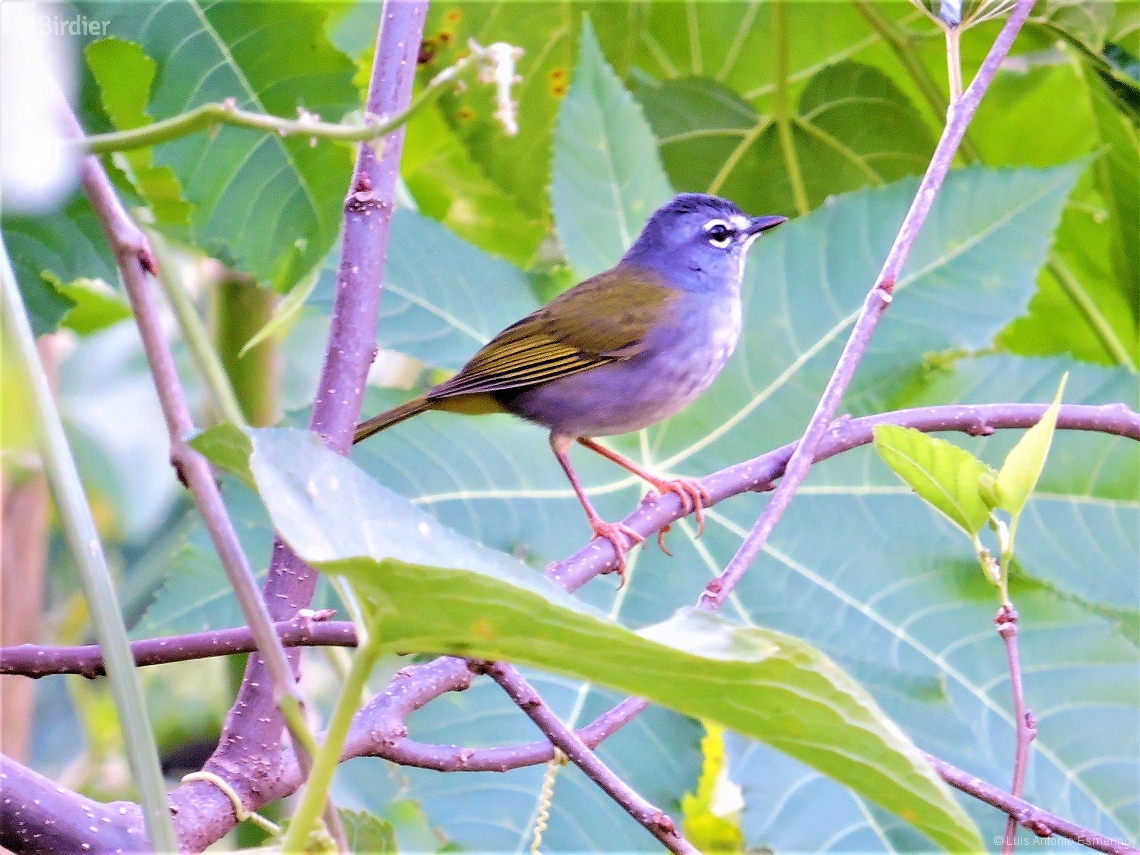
[355,193,785,580]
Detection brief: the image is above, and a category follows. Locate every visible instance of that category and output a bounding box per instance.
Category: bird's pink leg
[576,437,711,554]
[550,433,643,584]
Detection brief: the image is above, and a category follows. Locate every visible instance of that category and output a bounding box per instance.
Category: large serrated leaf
[551,18,673,278]
[77,0,357,292]
[981,61,1137,369]
[636,61,935,218]
[401,105,546,268]
[221,425,983,853]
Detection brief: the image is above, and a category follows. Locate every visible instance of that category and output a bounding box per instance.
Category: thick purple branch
[190,4,427,851]
[0,756,146,854]
[697,0,1036,611]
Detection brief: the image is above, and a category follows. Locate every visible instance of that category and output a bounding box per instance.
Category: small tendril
[530,747,567,854]
[181,771,281,836]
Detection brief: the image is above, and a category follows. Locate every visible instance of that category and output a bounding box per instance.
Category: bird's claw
[649,477,711,552]
[590,520,644,587]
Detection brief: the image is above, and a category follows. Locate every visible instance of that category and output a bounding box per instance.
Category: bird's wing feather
[427,265,674,399]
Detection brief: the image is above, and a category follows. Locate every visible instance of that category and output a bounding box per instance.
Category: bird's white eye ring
[704,219,733,248]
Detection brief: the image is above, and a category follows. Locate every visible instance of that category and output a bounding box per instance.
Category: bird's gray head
[622,193,786,292]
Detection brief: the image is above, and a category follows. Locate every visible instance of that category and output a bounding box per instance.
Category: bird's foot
[590,520,645,587]
[646,477,711,553]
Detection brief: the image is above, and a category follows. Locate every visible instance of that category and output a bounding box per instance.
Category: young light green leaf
[551,17,673,278]
[873,424,995,535]
[994,373,1069,516]
[231,427,982,853]
[46,275,132,335]
[85,38,155,131]
[85,38,192,227]
[188,423,254,492]
[3,195,118,335]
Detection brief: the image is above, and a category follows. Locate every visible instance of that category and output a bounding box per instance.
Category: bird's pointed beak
[745,215,787,235]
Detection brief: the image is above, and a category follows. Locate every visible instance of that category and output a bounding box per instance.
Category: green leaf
[49,276,132,336]
[904,355,1138,619]
[85,38,192,228]
[85,38,154,131]
[2,194,117,335]
[636,60,935,219]
[419,2,579,227]
[338,809,396,854]
[313,210,540,373]
[79,0,357,291]
[1089,75,1139,330]
[187,423,254,492]
[725,734,937,853]
[680,726,744,851]
[1043,0,1116,52]
[994,373,1069,517]
[983,61,1137,369]
[401,106,546,268]
[998,194,1139,368]
[232,426,982,854]
[873,424,995,536]
[551,18,673,278]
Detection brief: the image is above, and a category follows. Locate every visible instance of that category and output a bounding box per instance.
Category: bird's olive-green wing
[426,266,675,400]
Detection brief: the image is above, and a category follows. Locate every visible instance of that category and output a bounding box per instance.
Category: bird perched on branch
[355,193,785,582]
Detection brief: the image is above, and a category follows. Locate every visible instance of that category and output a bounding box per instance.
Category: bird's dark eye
[704,219,733,248]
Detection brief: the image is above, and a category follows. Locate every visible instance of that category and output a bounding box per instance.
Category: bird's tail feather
[353,396,431,444]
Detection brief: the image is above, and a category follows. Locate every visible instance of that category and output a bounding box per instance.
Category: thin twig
[852,0,984,161]
[924,753,1139,855]
[1,612,347,678]
[146,229,247,428]
[945,26,964,103]
[996,606,1037,855]
[697,0,1036,611]
[82,51,479,155]
[477,662,700,855]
